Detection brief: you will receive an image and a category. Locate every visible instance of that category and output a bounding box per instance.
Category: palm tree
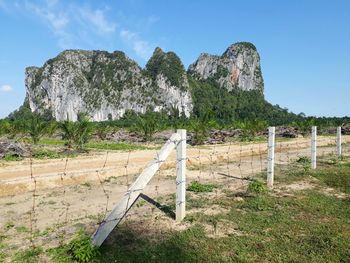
[60,117,92,150]
[26,115,48,144]
[134,113,159,141]
[2,120,26,140]
[240,118,268,140]
[188,119,208,145]
[292,119,316,137]
[75,117,93,150]
[60,120,76,148]
[94,122,113,141]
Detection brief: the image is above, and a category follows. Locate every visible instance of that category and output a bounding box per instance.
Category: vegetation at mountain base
[1,94,350,153]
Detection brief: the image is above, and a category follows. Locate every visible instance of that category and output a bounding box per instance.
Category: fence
[267,126,341,187]
[0,126,349,253]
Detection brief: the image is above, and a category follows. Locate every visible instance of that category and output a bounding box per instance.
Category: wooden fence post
[311,126,317,169]
[176,129,186,221]
[336,127,342,157]
[267,127,275,188]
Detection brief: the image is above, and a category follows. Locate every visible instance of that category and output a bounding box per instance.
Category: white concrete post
[91,133,181,247]
[336,127,342,157]
[176,129,186,221]
[311,126,317,169]
[267,127,275,188]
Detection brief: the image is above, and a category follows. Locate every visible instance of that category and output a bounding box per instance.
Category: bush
[247,180,267,194]
[68,230,99,263]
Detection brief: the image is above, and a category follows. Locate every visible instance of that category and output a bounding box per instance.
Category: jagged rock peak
[145,47,193,114]
[188,42,263,92]
[222,42,257,58]
[146,47,188,90]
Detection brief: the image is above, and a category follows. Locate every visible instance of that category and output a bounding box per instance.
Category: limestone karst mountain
[24,42,263,121]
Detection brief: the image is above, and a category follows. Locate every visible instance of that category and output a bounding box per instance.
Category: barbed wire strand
[29,147,36,248]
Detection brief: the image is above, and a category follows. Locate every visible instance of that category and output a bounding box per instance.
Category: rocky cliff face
[188,42,263,92]
[25,49,192,121]
[24,42,263,121]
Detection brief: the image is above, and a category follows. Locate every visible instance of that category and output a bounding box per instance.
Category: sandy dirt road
[0,136,349,196]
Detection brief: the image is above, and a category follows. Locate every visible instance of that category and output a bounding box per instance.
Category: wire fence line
[0,128,349,250]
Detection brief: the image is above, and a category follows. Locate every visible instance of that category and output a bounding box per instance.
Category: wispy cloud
[79,8,116,34]
[0,85,13,92]
[25,0,72,48]
[24,1,117,49]
[120,29,155,60]
[2,1,158,60]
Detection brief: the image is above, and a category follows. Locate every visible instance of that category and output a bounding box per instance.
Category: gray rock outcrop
[188,42,263,92]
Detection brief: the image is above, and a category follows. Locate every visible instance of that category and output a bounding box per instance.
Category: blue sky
[0,0,349,118]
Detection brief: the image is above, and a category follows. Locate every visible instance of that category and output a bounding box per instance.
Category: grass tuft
[187,181,217,192]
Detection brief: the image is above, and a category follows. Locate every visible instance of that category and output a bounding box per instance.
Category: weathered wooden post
[311,126,317,169]
[267,127,275,188]
[176,129,186,221]
[336,126,342,157]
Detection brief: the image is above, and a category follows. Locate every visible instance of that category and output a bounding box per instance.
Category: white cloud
[120,29,154,60]
[0,85,13,92]
[79,8,116,34]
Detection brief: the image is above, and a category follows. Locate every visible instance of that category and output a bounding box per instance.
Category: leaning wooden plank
[91,133,181,247]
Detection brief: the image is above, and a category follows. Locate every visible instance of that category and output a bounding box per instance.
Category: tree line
[1,88,349,148]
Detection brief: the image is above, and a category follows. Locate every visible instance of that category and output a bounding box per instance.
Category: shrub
[296,156,311,164]
[247,180,267,194]
[68,230,99,263]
